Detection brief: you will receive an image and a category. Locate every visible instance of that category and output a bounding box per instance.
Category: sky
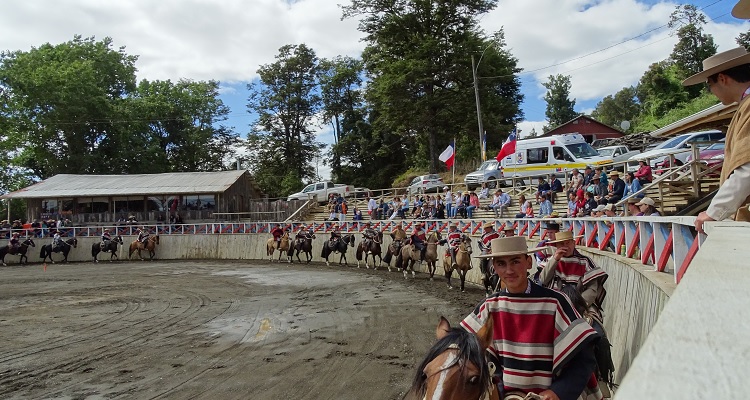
[1,0,749,180]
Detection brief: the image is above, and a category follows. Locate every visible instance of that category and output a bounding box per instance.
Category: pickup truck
[286,181,355,204]
[464,159,503,191]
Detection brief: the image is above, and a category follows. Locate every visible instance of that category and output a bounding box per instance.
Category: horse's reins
[421,343,497,400]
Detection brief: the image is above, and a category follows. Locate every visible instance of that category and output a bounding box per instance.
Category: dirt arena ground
[0,259,487,399]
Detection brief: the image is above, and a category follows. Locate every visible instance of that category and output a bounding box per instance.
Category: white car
[628,130,725,169]
[407,174,444,196]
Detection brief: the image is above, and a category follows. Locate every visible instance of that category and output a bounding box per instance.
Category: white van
[500,134,613,185]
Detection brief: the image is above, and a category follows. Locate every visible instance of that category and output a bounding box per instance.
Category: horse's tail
[40,246,47,258]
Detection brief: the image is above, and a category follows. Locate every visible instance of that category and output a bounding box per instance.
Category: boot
[451,249,458,268]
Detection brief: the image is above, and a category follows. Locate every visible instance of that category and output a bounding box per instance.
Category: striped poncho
[461,281,602,400]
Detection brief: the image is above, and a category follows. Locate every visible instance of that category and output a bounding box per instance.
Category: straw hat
[546,231,583,244]
[734,0,750,18]
[636,197,656,207]
[475,236,548,258]
[626,197,641,204]
[683,47,750,86]
[482,222,494,230]
[608,170,620,178]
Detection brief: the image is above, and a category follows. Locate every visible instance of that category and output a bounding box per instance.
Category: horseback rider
[362,222,378,252]
[440,222,461,268]
[406,225,426,263]
[270,223,284,246]
[52,230,63,251]
[137,226,150,246]
[478,222,500,289]
[100,228,112,250]
[8,232,20,251]
[384,224,407,264]
[329,224,342,247]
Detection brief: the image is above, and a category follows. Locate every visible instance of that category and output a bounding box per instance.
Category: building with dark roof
[541,115,625,142]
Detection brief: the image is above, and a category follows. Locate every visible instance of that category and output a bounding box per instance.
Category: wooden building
[542,115,624,143]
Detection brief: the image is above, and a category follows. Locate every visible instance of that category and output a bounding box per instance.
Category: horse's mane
[406,327,490,400]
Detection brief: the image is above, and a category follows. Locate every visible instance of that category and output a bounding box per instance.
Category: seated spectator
[566,168,583,198]
[636,197,660,216]
[623,172,643,200]
[548,174,563,201]
[478,183,489,200]
[596,166,608,186]
[400,197,410,219]
[488,189,511,218]
[581,192,598,217]
[538,193,553,217]
[634,160,653,184]
[466,191,479,218]
[591,204,606,217]
[453,191,468,218]
[604,171,625,204]
[535,177,551,204]
[567,192,578,217]
[603,203,619,217]
[433,204,445,219]
[515,195,531,218]
[627,197,643,216]
[353,207,363,221]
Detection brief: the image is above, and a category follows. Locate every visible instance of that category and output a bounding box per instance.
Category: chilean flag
[439,141,455,168]
[496,129,517,162]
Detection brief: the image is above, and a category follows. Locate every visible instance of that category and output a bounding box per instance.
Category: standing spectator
[367,196,377,220]
[634,160,653,184]
[466,191,480,218]
[535,177,551,204]
[538,193,553,217]
[623,172,643,200]
[443,186,453,219]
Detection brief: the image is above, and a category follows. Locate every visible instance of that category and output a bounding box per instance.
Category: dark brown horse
[356,231,383,269]
[406,317,498,400]
[40,237,78,264]
[92,235,123,263]
[294,232,315,263]
[129,235,159,261]
[1,238,36,266]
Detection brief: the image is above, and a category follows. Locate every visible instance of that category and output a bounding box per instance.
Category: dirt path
[0,260,486,399]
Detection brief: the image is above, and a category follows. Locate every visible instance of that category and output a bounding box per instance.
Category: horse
[128,235,160,261]
[92,235,124,263]
[39,237,78,264]
[294,232,315,264]
[424,231,442,281]
[356,231,383,269]
[266,231,292,263]
[406,316,498,400]
[321,234,355,266]
[480,258,503,296]
[383,238,405,272]
[443,234,473,292]
[398,240,422,280]
[0,238,36,266]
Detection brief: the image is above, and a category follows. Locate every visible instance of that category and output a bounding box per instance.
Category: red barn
[541,115,624,143]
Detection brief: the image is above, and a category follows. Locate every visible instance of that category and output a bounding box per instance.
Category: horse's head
[114,235,124,244]
[23,238,35,247]
[409,317,495,400]
[69,238,78,248]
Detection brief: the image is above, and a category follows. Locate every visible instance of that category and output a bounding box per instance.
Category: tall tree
[342,0,522,173]
[246,44,323,197]
[737,30,750,51]
[636,61,690,119]
[542,74,578,131]
[0,36,138,179]
[668,4,717,78]
[591,86,641,133]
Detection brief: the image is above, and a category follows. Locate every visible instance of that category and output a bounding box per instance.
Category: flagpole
[452,137,456,186]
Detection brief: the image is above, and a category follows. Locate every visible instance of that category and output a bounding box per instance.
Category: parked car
[628,130,725,170]
[353,187,374,198]
[407,174,444,196]
[286,181,355,204]
[685,140,725,176]
[598,145,640,172]
[464,160,503,191]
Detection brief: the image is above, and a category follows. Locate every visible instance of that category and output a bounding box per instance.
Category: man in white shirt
[367,196,377,220]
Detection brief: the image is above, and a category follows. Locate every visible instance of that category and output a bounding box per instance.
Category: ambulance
[499,134,613,185]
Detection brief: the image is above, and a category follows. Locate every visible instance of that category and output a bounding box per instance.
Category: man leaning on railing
[683,47,750,233]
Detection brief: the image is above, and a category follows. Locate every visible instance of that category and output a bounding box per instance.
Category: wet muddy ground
[0,259,487,399]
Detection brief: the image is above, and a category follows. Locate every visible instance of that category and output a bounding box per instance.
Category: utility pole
[472,55,484,163]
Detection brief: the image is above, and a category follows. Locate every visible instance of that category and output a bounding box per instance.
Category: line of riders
[271,219,614,395]
[5,226,153,254]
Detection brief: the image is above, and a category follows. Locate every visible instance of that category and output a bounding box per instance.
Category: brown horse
[443,234,473,292]
[398,241,421,280]
[424,231,442,281]
[128,235,159,261]
[266,231,291,263]
[405,317,499,400]
[356,232,383,269]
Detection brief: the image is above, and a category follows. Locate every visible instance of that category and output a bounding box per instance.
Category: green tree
[246,44,323,197]
[591,86,641,133]
[736,30,750,51]
[343,0,522,173]
[0,35,138,179]
[636,61,690,120]
[668,4,717,78]
[542,74,578,131]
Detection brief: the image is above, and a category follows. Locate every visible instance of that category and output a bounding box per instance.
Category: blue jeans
[466,205,476,219]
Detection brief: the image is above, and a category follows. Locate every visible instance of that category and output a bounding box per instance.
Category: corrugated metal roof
[649,102,735,138]
[1,170,249,199]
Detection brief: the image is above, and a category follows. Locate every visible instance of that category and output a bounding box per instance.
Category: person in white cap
[683,47,750,233]
[461,236,602,400]
[635,197,660,216]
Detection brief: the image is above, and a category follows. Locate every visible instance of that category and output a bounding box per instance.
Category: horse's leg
[460,270,467,292]
[446,268,454,289]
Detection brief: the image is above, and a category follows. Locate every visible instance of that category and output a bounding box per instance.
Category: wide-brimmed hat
[546,231,583,244]
[482,222,494,229]
[734,0,750,18]
[626,197,641,204]
[636,197,656,207]
[683,47,750,86]
[475,236,548,258]
[608,170,620,178]
[543,221,561,231]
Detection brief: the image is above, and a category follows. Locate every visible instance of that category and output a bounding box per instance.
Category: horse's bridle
[421,343,497,400]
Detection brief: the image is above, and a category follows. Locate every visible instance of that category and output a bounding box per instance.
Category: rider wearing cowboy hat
[440,222,461,268]
[137,226,150,245]
[462,236,601,400]
[362,222,378,252]
[8,232,20,250]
